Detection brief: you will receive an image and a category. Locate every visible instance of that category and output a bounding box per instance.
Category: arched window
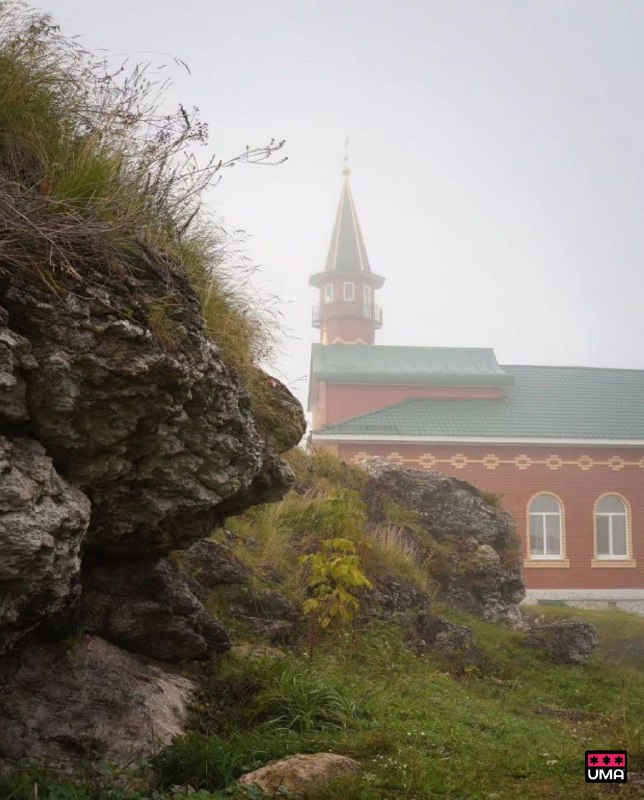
[595,495,628,558]
[529,494,563,558]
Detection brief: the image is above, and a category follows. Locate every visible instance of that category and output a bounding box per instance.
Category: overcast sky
[40,0,644,408]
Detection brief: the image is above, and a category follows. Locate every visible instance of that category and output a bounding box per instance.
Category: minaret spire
[342,137,350,177]
[308,149,385,345]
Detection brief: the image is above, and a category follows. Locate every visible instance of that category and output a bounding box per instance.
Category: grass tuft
[0,1,285,393]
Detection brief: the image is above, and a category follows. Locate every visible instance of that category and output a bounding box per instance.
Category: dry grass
[364,523,432,593]
[0,1,285,382]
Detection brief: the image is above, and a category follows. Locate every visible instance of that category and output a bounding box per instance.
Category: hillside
[3,450,644,799]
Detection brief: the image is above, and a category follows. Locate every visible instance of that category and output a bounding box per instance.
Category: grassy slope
[4,451,644,800]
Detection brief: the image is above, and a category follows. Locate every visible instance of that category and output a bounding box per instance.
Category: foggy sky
[39,0,644,409]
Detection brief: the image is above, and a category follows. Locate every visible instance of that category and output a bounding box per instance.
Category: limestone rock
[238,752,360,797]
[173,538,251,594]
[0,436,90,654]
[78,555,230,661]
[0,307,35,424]
[523,619,599,664]
[413,610,478,666]
[0,636,196,766]
[0,269,305,556]
[362,460,525,625]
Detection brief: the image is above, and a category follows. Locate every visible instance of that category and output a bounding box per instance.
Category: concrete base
[522,589,644,616]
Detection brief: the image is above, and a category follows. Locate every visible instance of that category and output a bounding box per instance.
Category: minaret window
[324,284,334,303]
[363,285,372,316]
[343,282,355,301]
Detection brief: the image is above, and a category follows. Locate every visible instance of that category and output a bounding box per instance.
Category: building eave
[311,433,644,446]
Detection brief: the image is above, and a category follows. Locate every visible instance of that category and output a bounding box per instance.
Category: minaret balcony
[312,301,382,329]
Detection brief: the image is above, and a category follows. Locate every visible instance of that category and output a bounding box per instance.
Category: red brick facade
[316,439,644,595]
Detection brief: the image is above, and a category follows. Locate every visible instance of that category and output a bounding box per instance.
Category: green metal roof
[315,365,644,441]
[310,343,514,386]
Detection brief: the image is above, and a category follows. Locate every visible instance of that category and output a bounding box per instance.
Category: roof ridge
[318,398,417,430]
[504,364,644,374]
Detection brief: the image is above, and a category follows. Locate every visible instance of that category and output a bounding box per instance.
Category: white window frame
[595,494,630,559]
[528,494,563,559]
[343,282,355,301]
[324,283,334,303]
[363,285,372,318]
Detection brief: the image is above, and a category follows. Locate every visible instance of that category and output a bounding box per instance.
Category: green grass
[151,605,644,799]
[3,606,644,799]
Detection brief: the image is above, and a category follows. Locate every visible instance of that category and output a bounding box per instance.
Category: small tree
[299,537,372,658]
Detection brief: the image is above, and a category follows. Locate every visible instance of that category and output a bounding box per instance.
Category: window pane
[343,282,354,301]
[597,495,625,514]
[529,515,544,555]
[596,515,610,555]
[611,516,627,556]
[324,284,333,302]
[545,515,561,555]
[530,494,560,513]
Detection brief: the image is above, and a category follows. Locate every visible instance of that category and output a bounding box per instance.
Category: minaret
[309,156,385,345]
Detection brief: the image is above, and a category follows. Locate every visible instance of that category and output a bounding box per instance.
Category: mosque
[308,159,644,613]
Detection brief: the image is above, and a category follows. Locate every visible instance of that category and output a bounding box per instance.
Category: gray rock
[0,436,90,654]
[523,619,599,664]
[414,610,478,665]
[367,575,432,618]
[78,555,230,661]
[0,270,305,556]
[232,587,299,621]
[0,636,196,766]
[0,307,35,424]
[362,460,525,625]
[174,538,251,592]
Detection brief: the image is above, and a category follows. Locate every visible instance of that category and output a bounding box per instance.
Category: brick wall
[317,440,644,592]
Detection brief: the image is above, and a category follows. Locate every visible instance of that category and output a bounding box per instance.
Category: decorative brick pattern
[352,452,644,472]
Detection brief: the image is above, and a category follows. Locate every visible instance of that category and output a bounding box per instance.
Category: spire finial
[342,137,350,177]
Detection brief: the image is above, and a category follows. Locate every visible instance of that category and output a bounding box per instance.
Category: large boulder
[0,267,305,556]
[0,636,196,766]
[0,436,90,654]
[362,460,525,625]
[77,555,230,661]
[238,753,360,798]
[523,619,599,665]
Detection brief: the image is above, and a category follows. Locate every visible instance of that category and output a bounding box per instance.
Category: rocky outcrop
[0,260,304,657]
[362,460,525,625]
[0,436,90,654]
[367,575,432,619]
[0,270,304,556]
[0,306,34,424]
[523,619,599,664]
[0,636,197,766]
[238,753,360,797]
[173,538,250,595]
[413,610,478,667]
[77,556,230,661]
